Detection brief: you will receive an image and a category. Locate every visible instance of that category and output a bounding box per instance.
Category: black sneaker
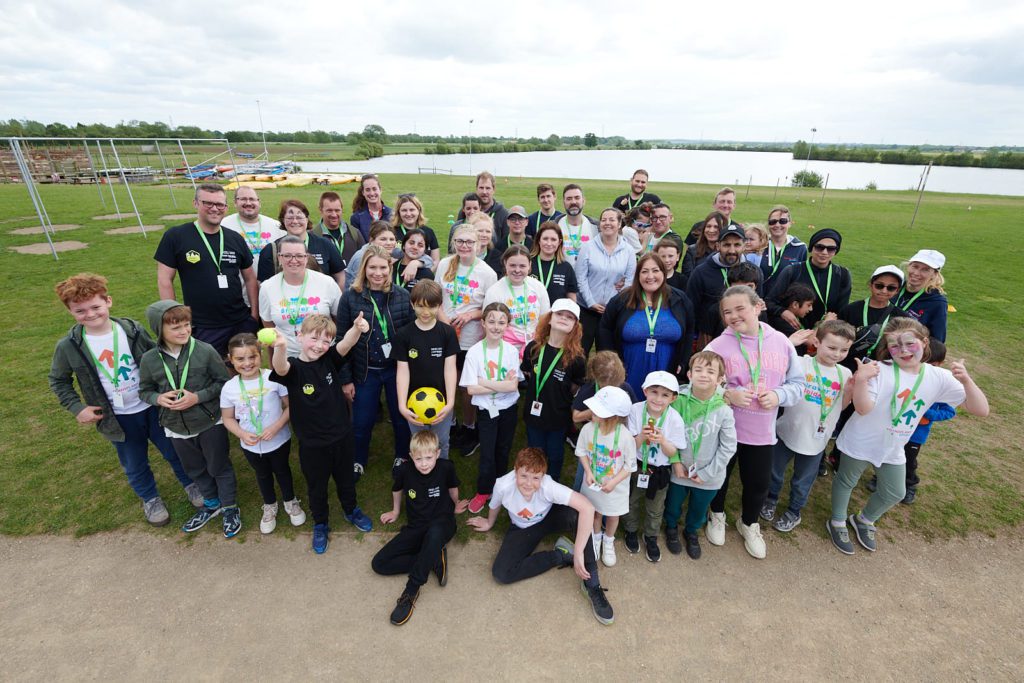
[901,487,917,505]
[817,459,829,477]
[389,588,419,626]
[624,530,640,554]
[581,582,614,625]
[221,506,241,538]
[181,505,220,533]
[449,425,468,449]
[684,531,702,560]
[459,427,479,457]
[866,475,878,493]
[434,546,448,587]
[665,526,683,555]
[643,535,661,563]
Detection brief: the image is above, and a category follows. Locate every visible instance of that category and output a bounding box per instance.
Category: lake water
[302,149,1024,197]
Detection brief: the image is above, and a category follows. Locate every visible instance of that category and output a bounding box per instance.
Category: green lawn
[0,175,1020,542]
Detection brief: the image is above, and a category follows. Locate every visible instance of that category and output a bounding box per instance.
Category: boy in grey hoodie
[139,300,239,537]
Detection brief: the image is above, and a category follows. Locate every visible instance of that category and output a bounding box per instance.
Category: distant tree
[546,133,561,146]
[584,133,598,148]
[792,170,823,188]
[311,130,331,144]
[363,124,388,143]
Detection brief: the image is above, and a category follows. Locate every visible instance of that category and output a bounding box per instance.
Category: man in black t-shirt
[154,183,259,355]
[612,169,662,214]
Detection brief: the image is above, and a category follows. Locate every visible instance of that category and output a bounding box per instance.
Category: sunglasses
[872,282,899,292]
[768,217,790,226]
[812,244,838,253]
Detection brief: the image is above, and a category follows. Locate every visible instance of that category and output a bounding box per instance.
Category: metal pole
[82,140,106,207]
[95,140,121,215]
[468,119,474,175]
[819,173,829,209]
[154,140,177,207]
[256,99,269,159]
[11,139,58,260]
[109,140,147,237]
[178,139,196,193]
[772,177,780,201]
[745,175,752,199]
[226,139,239,184]
[908,162,932,230]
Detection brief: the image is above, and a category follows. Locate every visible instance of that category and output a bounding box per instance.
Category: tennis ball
[257,328,277,345]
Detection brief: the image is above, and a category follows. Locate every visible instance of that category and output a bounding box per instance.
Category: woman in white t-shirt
[258,235,342,356]
[828,318,989,555]
[482,245,551,358]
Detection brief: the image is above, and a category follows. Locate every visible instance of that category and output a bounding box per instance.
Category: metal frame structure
[2,136,234,260]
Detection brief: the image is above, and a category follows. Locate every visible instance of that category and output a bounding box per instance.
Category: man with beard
[612,169,661,214]
[316,191,365,273]
[686,224,747,344]
[556,184,598,267]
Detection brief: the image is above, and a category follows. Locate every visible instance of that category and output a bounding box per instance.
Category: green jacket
[137,300,228,437]
[48,317,155,443]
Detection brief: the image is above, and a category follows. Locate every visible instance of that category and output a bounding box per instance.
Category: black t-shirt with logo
[531,258,578,303]
[392,458,459,528]
[270,352,350,447]
[392,321,459,400]
[520,341,586,431]
[153,222,254,327]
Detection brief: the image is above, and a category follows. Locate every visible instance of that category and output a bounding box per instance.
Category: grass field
[1,174,1020,543]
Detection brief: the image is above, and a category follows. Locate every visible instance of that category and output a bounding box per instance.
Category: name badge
[815,422,828,439]
[530,401,543,416]
[687,463,698,478]
[588,482,603,493]
[645,338,657,353]
[487,404,499,419]
[217,274,229,289]
[112,392,125,409]
[637,473,650,489]
[381,342,392,358]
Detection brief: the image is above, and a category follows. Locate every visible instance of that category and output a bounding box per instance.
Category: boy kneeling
[468,447,615,625]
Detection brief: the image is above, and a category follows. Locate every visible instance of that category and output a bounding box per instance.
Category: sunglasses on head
[812,244,838,253]
[767,217,790,226]
[872,282,899,292]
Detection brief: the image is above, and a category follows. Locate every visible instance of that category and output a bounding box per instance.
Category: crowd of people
[48,169,989,627]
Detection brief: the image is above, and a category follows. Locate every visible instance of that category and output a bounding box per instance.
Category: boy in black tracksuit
[372,431,467,625]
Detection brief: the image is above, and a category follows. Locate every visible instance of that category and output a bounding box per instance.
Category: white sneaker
[736,519,767,559]
[283,498,306,527]
[706,511,726,546]
[592,532,603,562]
[601,535,617,567]
[260,502,278,534]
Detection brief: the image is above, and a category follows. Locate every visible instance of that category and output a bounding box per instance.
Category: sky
[1,0,1022,147]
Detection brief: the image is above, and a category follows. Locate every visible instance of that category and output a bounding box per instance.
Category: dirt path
[2,528,1021,680]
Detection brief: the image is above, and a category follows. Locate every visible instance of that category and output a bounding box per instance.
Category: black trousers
[242,440,295,504]
[170,424,236,506]
[905,441,922,489]
[298,437,357,525]
[371,516,457,590]
[491,504,599,588]
[709,443,774,526]
[580,308,601,355]
[476,403,518,495]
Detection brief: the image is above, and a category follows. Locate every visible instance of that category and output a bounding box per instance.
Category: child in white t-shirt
[468,447,615,625]
[482,245,551,356]
[624,371,688,563]
[761,320,854,533]
[576,386,636,568]
[828,318,989,555]
[221,333,305,534]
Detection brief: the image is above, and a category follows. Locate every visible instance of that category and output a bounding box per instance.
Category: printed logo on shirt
[894,389,926,427]
[501,293,540,327]
[408,489,417,499]
[802,372,842,409]
[325,371,334,385]
[552,274,566,287]
[244,230,273,256]
[221,249,239,266]
[408,348,419,359]
[185,250,201,264]
[516,507,534,520]
[302,384,315,395]
[552,368,566,382]
[445,275,481,306]
[588,437,621,481]
[428,486,441,498]
[275,295,323,328]
[430,346,443,358]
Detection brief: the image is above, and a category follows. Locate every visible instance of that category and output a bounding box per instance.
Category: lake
[302,149,1024,197]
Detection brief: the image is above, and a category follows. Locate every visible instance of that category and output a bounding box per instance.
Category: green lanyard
[768,242,785,277]
[83,322,120,388]
[590,424,622,483]
[720,268,729,287]
[735,326,764,389]
[285,273,310,331]
[535,258,555,289]
[805,260,833,306]
[322,220,344,256]
[566,221,583,253]
[238,373,265,434]
[862,301,891,356]
[643,293,662,336]
[534,346,564,399]
[679,393,713,466]
[449,258,478,310]
[625,195,644,212]
[485,340,505,381]
[160,338,194,394]
[506,280,529,329]
[895,286,925,312]
[639,405,668,473]
[811,358,840,426]
[890,363,926,428]
[194,222,224,274]
[369,294,389,340]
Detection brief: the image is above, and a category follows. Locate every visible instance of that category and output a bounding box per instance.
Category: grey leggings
[831,455,905,523]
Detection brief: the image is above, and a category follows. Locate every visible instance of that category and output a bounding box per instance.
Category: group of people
[49,169,989,627]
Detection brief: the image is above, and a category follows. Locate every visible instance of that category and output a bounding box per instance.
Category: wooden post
[819,173,829,208]
[909,162,932,229]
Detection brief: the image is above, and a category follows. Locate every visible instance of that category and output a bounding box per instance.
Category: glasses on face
[652,215,671,222]
[199,200,228,210]
[812,244,838,253]
[768,217,790,226]
[508,215,527,221]
[280,253,308,261]
[872,282,899,292]
[454,239,477,247]
[634,221,650,229]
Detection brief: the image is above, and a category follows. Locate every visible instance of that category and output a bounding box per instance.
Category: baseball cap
[908,249,945,270]
[583,386,632,419]
[508,206,528,218]
[719,224,745,241]
[642,370,680,394]
[870,265,904,283]
[550,298,581,319]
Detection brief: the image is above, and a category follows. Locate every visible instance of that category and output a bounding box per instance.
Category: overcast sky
[2,0,1021,147]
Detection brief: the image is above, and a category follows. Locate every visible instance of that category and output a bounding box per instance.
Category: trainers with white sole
[601,535,617,567]
[183,483,205,509]
[736,519,766,559]
[283,498,306,526]
[260,502,278,534]
[706,511,726,546]
[143,497,170,526]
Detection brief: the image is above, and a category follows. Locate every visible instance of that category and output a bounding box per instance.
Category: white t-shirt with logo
[489,470,572,529]
[259,270,342,356]
[221,213,285,262]
[836,363,965,467]
[482,276,551,348]
[437,256,498,350]
[219,369,291,454]
[83,326,146,415]
[627,402,688,468]
[460,339,521,414]
[776,355,852,455]
[557,216,597,266]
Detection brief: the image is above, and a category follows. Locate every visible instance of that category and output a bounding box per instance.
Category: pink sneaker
[468,493,490,514]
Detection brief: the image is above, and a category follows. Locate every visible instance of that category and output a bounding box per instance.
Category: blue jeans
[352,366,411,468]
[112,406,193,501]
[409,410,454,460]
[526,426,567,485]
[767,439,823,515]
